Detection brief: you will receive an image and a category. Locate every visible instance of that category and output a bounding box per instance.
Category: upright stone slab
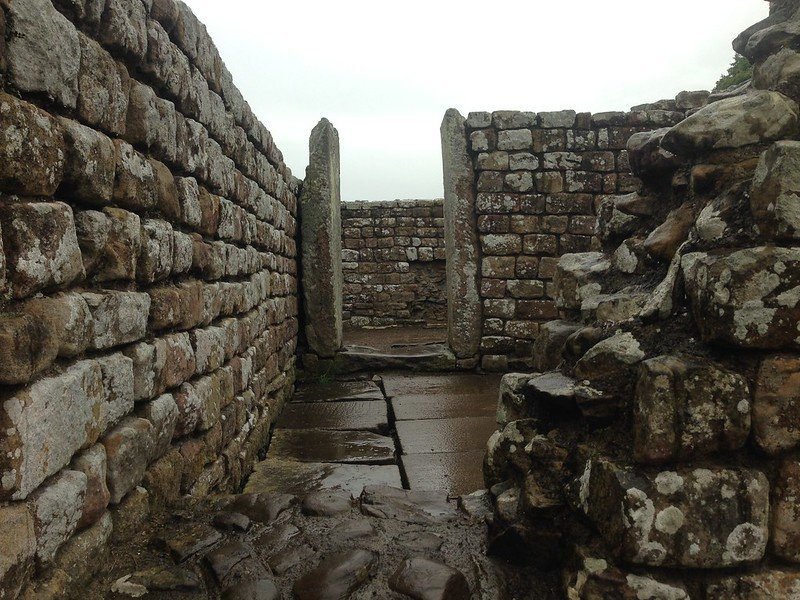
[441,109,481,359]
[300,119,342,358]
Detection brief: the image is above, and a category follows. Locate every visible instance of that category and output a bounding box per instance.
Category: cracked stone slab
[276,401,388,432]
[267,429,396,465]
[244,458,402,497]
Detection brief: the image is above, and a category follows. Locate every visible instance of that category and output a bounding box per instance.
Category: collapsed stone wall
[483,2,800,596]
[0,0,299,597]
[341,199,446,328]
[463,104,709,371]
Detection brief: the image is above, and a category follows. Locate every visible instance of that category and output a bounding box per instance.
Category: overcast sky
[183,0,768,201]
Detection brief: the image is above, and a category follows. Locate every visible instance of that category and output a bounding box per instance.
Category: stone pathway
[80,371,561,598]
[247,372,501,498]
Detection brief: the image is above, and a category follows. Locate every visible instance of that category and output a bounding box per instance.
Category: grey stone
[634,356,751,464]
[751,141,800,240]
[578,460,769,568]
[682,247,800,350]
[300,118,342,358]
[7,0,81,109]
[441,109,481,358]
[29,469,87,564]
[388,557,470,600]
[662,90,799,156]
[102,417,156,504]
[0,360,104,501]
[292,549,376,600]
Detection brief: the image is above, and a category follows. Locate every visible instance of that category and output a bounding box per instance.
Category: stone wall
[0,0,299,596]
[463,104,706,370]
[485,1,800,596]
[341,199,446,328]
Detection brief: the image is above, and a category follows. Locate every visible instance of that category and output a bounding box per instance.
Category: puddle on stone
[276,401,388,432]
[268,429,396,465]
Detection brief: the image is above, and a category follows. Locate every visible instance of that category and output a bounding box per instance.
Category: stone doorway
[301,115,482,369]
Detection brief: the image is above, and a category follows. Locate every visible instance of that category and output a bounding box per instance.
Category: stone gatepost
[300,118,343,358]
[441,109,481,359]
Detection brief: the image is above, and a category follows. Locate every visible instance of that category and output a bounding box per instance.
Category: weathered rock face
[633,356,751,464]
[752,354,800,456]
[578,460,770,568]
[682,247,800,350]
[300,118,342,359]
[661,91,799,157]
[475,7,800,592]
[750,140,800,240]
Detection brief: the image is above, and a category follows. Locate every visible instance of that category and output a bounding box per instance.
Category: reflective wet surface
[248,369,502,497]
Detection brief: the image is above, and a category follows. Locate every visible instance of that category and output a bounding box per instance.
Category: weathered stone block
[578,460,770,568]
[0,93,66,197]
[96,208,141,281]
[0,503,36,597]
[662,90,798,156]
[753,354,800,455]
[102,417,156,504]
[58,117,116,205]
[137,219,174,283]
[175,177,202,229]
[750,141,800,240]
[553,252,611,310]
[19,292,93,359]
[0,201,84,299]
[706,570,800,599]
[532,320,582,372]
[497,129,533,151]
[82,291,150,350]
[158,332,196,390]
[682,247,800,350]
[7,0,80,109]
[0,314,59,385]
[772,458,800,563]
[538,110,576,128]
[191,326,227,375]
[70,444,110,530]
[0,360,103,500]
[29,469,87,564]
[112,140,158,211]
[98,0,148,61]
[76,34,130,135]
[139,394,178,461]
[97,353,135,434]
[574,332,645,382]
[634,356,751,464]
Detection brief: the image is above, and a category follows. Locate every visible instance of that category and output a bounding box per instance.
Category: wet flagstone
[396,417,498,454]
[392,393,497,420]
[292,379,384,402]
[382,373,502,398]
[244,458,403,496]
[276,401,388,432]
[401,451,487,496]
[268,428,396,464]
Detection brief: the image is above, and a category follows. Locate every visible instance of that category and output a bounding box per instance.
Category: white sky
[183,0,768,201]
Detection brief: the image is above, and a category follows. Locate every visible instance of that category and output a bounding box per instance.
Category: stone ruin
[0,0,799,597]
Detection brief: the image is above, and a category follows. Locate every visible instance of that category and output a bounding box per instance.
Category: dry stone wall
[463,105,705,370]
[484,1,800,596]
[341,199,447,328]
[0,0,299,596]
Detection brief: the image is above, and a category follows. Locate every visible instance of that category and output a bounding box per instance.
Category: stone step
[267,429,396,465]
[275,401,388,433]
[244,457,402,497]
[396,417,497,455]
[400,451,486,497]
[332,344,457,375]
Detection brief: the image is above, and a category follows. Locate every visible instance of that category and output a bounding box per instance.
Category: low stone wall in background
[0,0,299,596]
[341,199,446,328]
